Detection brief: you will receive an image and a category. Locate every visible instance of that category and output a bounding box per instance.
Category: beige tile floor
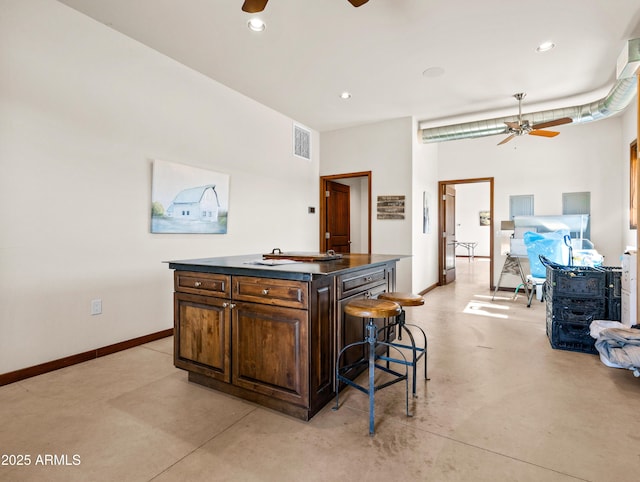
[2,259,640,481]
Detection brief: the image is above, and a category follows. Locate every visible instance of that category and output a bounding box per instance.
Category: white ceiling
[58,0,640,133]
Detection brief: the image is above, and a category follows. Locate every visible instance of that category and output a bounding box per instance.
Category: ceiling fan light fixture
[497,92,572,146]
[340,91,352,100]
[247,18,266,32]
[536,41,555,53]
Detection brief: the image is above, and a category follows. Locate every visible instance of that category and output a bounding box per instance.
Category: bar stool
[377,292,428,397]
[333,298,409,436]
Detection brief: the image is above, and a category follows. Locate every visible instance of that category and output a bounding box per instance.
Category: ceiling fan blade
[531,117,573,130]
[529,129,560,138]
[242,0,268,13]
[498,134,516,145]
[348,0,370,6]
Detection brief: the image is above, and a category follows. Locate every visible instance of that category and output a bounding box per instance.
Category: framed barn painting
[151,159,229,234]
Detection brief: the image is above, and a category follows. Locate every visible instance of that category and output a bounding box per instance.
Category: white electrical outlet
[91,299,102,315]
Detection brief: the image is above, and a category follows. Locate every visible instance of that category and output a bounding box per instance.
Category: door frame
[438,177,494,289]
[320,171,372,253]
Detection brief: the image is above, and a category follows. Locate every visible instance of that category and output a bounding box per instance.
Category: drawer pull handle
[194,281,202,287]
[262,289,270,295]
[364,276,372,282]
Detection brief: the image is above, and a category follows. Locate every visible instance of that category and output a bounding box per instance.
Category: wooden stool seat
[343,298,401,319]
[378,292,425,307]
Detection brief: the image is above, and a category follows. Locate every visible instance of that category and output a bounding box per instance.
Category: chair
[376,292,429,397]
[333,298,409,435]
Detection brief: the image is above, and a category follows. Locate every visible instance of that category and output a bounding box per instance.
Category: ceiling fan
[498,93,572,146]
[242,0,369,13]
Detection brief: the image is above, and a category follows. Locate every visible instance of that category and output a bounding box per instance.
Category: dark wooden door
[442,184,456,285]
[326,181,351,253]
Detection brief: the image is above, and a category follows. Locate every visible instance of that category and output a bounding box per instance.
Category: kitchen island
[168,253,400,420]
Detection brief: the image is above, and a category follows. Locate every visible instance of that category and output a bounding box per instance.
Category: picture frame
[377,195,405,220]
[151,159,230,234]
[423,191,430,233]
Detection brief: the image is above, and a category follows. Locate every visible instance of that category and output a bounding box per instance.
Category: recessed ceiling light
[422,66,445,78]
[248,18,265,32]
[536,41,555,52]
[340,91,352,100]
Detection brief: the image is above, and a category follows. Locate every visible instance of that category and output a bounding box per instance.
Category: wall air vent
[293,123,311,160]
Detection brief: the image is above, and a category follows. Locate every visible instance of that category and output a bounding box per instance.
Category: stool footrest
[336,364,407,395]
[386,343,426,360]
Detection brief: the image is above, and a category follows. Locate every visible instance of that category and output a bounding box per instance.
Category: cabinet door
[232,302,309,407]
[174,292,231,383]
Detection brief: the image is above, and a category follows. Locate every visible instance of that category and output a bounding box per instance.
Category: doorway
[320,171,372,254]
[438,177,494,289]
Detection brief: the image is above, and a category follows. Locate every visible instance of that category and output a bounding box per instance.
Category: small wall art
[423,191,431,233]
[479,210,490,226]
[151,159,230,234]
[377,195,405,220]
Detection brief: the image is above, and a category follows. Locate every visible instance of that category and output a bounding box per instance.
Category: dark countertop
[167,253,403,281]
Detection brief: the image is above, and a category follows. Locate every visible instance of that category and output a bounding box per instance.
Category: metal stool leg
[334,318,409,435]
[397,322,428,396]
[381,311,428,398]
[367,320,376,435]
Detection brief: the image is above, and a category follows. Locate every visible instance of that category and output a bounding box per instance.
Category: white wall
[454,183,491,257]
[322,102,636,293]
[0,0,320,373]
[321,117,413,291]
[411,118,440,292]
[438,115,626,283]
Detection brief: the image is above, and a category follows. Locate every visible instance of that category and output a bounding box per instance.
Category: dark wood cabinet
[169,254,398,420]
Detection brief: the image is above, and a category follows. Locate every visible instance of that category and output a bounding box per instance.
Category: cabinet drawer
[175,271,230,298]
[233,276,308,309]
[338,266,388,299]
